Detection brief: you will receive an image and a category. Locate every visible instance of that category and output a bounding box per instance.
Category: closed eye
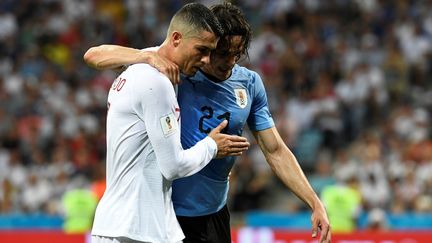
[197,47,211,56]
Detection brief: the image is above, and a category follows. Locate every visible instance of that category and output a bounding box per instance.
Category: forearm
[152,135,217,181]
[254,128,322,210]
[266,147,321,210]
[255,129,331,241]
[171,137,217,179]
[83,44,148,70]
[139,70,217,181]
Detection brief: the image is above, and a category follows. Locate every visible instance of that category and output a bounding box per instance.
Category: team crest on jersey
[160,112,178,137]
[234,88,248,108]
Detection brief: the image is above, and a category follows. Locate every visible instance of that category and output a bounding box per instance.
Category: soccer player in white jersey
[88,3,250,243]
[84,2,331,243]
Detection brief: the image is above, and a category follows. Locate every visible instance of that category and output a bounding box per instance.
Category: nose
[201,54,211,65]
[227,55,237,66]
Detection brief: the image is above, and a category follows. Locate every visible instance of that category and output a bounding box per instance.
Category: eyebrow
[215,49,243,55]
[198,45,216,51]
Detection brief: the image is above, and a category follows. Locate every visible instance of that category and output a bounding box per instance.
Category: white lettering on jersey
[160,112,178,137]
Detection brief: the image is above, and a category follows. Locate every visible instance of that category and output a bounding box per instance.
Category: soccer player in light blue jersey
[84,2,331,243]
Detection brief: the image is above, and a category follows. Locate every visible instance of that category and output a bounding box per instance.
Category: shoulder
[123,63,172,92]
[232,65,262,84]
[123,63,157,79]
[233,66,268,100]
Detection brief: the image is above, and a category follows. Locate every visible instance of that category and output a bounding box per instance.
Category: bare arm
[83,44,146,70]
[252,127,331,243]
[83,44,180,83]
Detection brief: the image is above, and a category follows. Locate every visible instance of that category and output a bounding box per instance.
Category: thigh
[177,205,231,243]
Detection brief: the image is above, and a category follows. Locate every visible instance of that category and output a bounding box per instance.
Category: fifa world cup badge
[160,112,178,137]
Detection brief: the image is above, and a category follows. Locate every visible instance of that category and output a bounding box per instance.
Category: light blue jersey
[172,64,274,216]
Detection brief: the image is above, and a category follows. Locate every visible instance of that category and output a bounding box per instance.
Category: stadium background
[0,0,431,242]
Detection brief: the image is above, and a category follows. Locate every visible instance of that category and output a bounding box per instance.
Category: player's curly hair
[211,2,252,58]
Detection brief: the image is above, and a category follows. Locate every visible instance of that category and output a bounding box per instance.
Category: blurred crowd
[0,0,431,230]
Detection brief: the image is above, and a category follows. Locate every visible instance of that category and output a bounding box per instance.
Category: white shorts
[91,235,182,243]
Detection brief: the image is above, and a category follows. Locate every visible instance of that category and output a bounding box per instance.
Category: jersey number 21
[199,106,230,134]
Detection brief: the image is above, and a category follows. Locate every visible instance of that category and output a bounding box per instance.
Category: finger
[227,152,243,156]
[226,146,248,153]
[325,228,332,243]
[212,120,228,133]
[168,68,176,84]
[154,62,162,72]
[170,69,177,84]
[311,223,318,238]
[176,70,181,84]
[168,72,176,83]
[227,142,250,149]
[319,224,330,243]
[225,135,248,142]
[158,66,173,82]
[172,66,180,84]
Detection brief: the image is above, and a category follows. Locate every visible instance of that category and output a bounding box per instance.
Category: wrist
[310,197,325,211]
[205,136,218,159]
[137,50,153,65]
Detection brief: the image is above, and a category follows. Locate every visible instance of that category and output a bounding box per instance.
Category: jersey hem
[91,230,184,243]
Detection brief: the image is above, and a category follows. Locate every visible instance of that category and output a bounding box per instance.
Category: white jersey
[91,64,217,243]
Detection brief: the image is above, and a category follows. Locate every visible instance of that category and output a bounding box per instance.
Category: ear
[171,31,182,47]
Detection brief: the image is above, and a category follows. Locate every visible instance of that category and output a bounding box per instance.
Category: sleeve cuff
[203,136,218,159]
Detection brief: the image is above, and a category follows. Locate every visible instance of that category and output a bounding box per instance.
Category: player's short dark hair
[211,2,252,56]
[174,3,224,38]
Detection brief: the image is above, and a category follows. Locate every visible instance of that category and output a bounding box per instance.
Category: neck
[200,68,225,83]
[157,41,171,60]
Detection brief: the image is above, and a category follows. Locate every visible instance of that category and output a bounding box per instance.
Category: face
[202,35,245,80]
[176,30,219,76]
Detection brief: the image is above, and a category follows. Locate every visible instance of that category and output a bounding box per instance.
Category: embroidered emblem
[234,88,247,108]
[160,112,178,137]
